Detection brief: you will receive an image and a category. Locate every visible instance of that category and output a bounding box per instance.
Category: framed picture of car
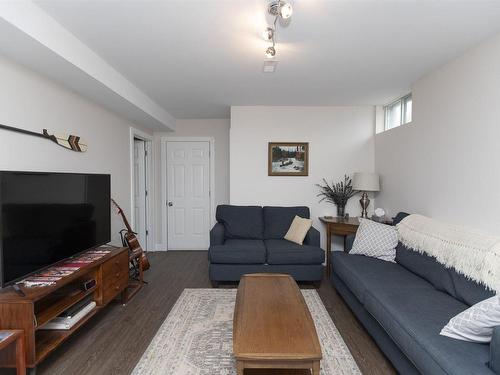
[268,142,309,176]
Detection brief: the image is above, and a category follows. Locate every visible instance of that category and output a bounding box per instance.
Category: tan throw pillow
[284,215,313,245]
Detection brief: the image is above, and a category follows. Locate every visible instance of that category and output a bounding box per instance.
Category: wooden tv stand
[0,246,129,372]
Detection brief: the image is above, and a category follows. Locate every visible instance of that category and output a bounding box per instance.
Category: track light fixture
[263,1,293,59]
[262,27,274,42]
[268,0,293,19]
[265,46,276,58]
[279,2,293,19]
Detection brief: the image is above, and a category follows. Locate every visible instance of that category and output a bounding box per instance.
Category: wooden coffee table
[233,274,322,375]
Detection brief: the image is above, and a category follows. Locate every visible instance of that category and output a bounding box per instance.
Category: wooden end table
[233,274,322,375]
[0,330,26,375]
[319,216,360,277]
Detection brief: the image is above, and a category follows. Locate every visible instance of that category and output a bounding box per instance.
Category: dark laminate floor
[2,252,396,375]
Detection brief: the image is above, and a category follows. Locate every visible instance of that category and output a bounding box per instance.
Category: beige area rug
[132,289,361,375]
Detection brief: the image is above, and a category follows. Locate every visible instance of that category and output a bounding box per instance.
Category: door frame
[129,127,154,251]
[160,136,215,251]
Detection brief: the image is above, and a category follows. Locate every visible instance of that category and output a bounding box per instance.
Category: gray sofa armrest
[490,326,500,373]
[210,223,225,246]
[345,234,355,253]
[304,226,320,247]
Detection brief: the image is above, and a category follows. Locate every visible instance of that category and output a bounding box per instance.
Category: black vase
[337,205,345,218]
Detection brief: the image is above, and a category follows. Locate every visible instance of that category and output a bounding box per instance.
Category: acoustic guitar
[111,198,151,271]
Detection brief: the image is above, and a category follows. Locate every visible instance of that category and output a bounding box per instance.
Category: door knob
[168,201,173,207]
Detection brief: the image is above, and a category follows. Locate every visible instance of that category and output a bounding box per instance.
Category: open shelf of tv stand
[0,246,129,370]
[35,286,97,330]
[35,305,102,363]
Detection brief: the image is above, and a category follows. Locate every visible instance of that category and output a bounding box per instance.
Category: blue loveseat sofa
[208,205,325,285]
[332,212,499,375]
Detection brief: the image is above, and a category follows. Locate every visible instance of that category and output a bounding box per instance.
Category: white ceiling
[18,1,500,118]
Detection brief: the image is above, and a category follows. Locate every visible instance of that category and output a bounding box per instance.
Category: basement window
[384,93,412,130]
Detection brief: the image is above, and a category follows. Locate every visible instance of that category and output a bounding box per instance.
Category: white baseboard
[153,243,167,251]
[168,248,208,251]
[153,244,209,251]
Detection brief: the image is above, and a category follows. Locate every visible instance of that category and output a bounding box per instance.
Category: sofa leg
[211,280,219,288]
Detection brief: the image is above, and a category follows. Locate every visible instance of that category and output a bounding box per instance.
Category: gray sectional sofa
[208,205,325,285]
[332,212,499,375]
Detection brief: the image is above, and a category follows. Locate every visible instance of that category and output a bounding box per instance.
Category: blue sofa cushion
[216,205,263,240]
[210,222,225,245]
[393,211,410,225]
[209,239,266,264]
[364,287,492,375]
[490,326,500,373]
[263,206,310,239]
[303,227,320,247]
[396,243,456,298]
[265,239,324,265]
[450,271,495,307]
[395,244,494,307]
[332,251,432,304]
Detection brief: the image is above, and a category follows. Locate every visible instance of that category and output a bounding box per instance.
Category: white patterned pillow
[440,295,500,343]
[349,219,397,262]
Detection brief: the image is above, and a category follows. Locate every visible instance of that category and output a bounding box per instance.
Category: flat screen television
[0,171,111,287]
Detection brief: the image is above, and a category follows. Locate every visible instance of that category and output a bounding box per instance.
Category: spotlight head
[262,27,274,41]
[268,1,293,20]
[280,2,293,19]
[265,46,276,58]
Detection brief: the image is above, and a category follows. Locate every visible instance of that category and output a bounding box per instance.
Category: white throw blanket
[397,214,500,293]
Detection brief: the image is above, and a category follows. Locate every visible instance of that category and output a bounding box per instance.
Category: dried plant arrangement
[316,175,357,217]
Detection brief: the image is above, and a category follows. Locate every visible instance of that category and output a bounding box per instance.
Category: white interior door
[133,138,148,250]
[167,141,210,250]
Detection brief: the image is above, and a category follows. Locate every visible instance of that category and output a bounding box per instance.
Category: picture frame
[268,142,309,176]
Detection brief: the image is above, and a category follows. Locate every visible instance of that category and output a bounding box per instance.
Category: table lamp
[352,172,380,218]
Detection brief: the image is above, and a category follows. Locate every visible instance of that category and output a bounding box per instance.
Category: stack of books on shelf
[41,296,96,330]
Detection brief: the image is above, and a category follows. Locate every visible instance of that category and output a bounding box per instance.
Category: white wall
[375,33,500,234]
[230,106,375,249]
[0,55,153,245]
[153,118,230,248]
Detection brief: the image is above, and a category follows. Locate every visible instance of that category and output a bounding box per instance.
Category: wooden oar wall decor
[0,123,87,152]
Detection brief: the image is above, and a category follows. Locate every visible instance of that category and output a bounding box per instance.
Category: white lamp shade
[352,172,380,192]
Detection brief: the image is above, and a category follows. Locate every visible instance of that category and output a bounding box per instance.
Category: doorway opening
[161,137,215,250]
[130,128,153,251]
